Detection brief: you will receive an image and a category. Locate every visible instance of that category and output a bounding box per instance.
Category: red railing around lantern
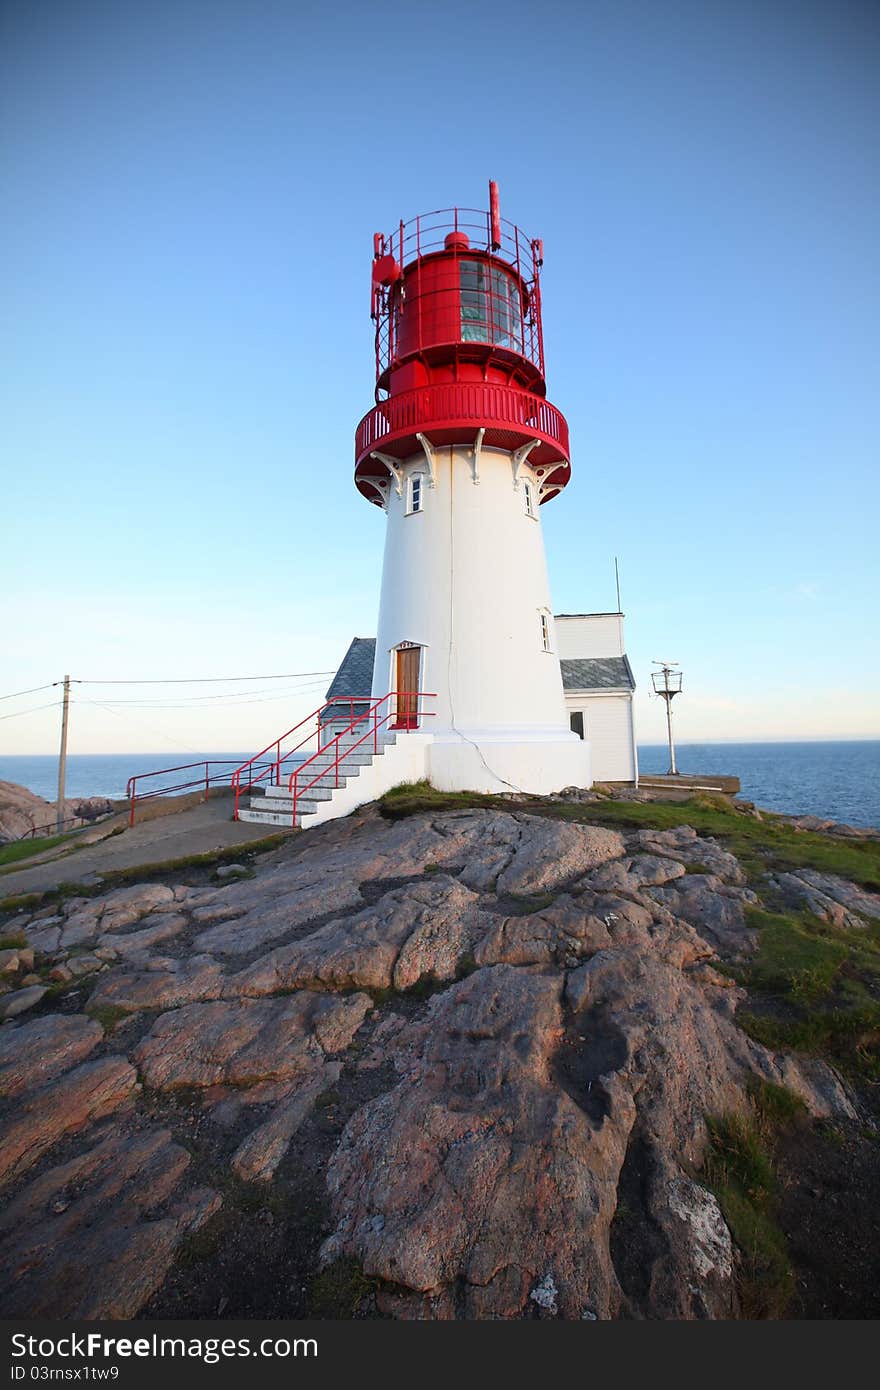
[355,381,570,469]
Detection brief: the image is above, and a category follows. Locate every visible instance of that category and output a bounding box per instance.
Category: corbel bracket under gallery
[470,427,485,485]
[370,451,406,498]
[511,439,541,489]
[415,433,438,488]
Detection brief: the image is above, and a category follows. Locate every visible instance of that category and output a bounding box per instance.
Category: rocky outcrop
[226,876,488,997]
[0,1014,103,1097]
[0,805,863,1320]
[634,827,747,885]
[647,875,759,958]
[89,954,225,1014]
[0,1128,220,1317]
[320,886,850,1320]
[134,993,371,1091]
[769,869,880,931]
[0,1056,138,1189]
[0,780,112,844]
[231,1064,340,1183]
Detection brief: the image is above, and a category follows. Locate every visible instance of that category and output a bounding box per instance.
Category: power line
[0,672,335,704]
[72,679,329,707]
[0,701,61,722]
[85,699,204,756]
[76,684,328,712]
[0,683,57,703]
[72,671,335,686]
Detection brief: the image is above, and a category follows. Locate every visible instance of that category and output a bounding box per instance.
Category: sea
[0,741,878,830]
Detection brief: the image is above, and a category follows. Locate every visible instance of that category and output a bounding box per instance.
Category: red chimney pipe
[489,180,501,251]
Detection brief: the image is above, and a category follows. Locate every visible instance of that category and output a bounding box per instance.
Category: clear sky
[2,0,878,758]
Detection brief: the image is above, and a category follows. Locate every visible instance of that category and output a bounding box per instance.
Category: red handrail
[229,697,371,820]
[126,759,261,828]
[285,691,435,826]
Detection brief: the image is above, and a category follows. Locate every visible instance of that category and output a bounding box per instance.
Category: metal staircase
[231,692,433,830]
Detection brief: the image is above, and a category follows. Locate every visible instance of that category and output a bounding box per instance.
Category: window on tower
[523,480,536,517]
[460,260,523,351]
[407,474,423,514]
[540,610,552,652]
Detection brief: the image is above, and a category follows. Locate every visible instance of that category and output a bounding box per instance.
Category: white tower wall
[371,443,590,794]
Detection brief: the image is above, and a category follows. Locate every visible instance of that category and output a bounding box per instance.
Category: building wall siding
[554,614,624,659]
[566,693,635,781]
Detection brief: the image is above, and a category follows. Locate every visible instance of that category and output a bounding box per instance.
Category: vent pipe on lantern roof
[489,180,501,250]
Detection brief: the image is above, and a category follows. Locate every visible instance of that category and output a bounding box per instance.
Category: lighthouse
[233,185,609,827]
[355,184,590,795]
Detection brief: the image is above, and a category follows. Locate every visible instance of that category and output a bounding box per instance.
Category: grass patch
[380,781,502,815]
[739,1006,880,1080]
[0,835,67,868]
[85,1003,133,1033]
[747,1076,808,1126]
[0,932,28,950]
[508,890,557,911]
[734,906,880,1079]
[553,799,880,890]
[102,835,293,883]
[701,1103,795,1317]
[0,893,44,915]
[307,1258,381,1318]
[743,908,849,1003]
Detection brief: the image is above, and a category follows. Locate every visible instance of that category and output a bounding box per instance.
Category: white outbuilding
[556,613,638,784]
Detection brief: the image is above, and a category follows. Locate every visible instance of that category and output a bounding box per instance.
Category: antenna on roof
[614,556,622,612]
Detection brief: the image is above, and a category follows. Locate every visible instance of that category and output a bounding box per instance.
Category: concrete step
[260,766,363,796]
[320,731,397,749]
[254,791,335,813]
[254,784,335,805]
[238,806,315,827]
[292,752,374,771]
[270,765,362,789]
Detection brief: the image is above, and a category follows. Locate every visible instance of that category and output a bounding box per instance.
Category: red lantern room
[354,182,572,507]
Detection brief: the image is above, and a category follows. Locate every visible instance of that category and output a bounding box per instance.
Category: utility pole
[651,662,682,775]
[57,674,71,832]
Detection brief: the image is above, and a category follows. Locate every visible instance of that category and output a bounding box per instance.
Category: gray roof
[324,637,376,713]
[326,638,634,708]
[560,656,635,692]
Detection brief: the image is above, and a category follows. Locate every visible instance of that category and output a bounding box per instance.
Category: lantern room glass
[460,260,523,351]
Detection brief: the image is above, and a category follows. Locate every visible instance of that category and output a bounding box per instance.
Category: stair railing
[230,697,366,820]
[286,690,435,826]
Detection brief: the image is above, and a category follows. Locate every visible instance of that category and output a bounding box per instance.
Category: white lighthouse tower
[355,184,589,794]
[233,185,592,828]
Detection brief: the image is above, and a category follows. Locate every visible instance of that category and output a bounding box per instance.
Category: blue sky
[2,0,878,756]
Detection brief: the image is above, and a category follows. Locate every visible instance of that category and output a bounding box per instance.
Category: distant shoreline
[1,741,879,831]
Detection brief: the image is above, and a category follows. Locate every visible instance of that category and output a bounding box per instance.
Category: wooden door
[395,647,420,729]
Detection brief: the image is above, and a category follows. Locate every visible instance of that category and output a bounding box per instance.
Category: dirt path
[0,796,287,899]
